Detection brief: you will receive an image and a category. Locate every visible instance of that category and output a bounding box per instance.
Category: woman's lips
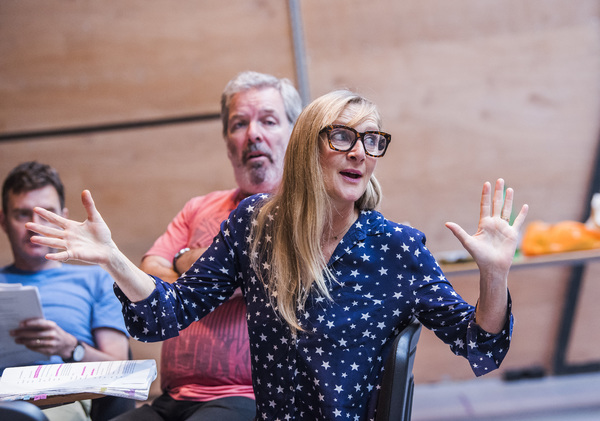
[340,170,362,179]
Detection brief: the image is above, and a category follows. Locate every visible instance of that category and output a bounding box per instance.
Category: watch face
[73,344,85,362]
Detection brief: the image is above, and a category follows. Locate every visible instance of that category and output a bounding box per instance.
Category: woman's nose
[347,137,366,160]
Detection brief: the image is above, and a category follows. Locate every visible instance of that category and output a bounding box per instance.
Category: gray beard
[248,161,268,185]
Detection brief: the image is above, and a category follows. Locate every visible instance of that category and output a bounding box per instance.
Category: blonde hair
[250,90,383,332]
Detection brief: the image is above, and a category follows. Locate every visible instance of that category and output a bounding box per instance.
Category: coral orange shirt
[144,188,253,401]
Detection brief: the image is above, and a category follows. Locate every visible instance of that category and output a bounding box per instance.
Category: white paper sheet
[0,283,49,368]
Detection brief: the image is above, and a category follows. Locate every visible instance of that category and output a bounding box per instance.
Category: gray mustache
[242,144,273,164]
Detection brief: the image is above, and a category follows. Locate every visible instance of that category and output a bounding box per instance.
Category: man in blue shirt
[0,161,130,421]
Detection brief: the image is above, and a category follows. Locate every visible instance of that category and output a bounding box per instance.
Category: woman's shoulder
[237,193,271,208]
[225,193,272,228]
[361,209,425,238]
[234,193,271,216]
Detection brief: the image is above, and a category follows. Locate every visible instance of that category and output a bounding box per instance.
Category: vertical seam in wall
[288,0,311,106]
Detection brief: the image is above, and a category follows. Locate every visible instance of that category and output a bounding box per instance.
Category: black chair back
[0,401,49,421]
[376,318,422,421]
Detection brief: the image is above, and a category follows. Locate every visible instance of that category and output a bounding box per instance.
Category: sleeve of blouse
[113,203,249,343]
[407,230,514,376]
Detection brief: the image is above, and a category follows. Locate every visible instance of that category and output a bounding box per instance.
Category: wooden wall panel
[1,0,600,387]
[0,0,295,133]
[412,268,573,382]
[299,0,600,382]
[568,262,600,365]
[0,122,234,401]
[0,119,233,266]
[302,0,600,254]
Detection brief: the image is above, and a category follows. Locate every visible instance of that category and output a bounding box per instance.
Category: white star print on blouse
[114,194,513,421]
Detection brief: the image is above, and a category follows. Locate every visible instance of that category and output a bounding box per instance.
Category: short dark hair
[2,161,65,212]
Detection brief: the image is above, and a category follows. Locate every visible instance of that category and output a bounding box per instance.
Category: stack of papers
[0,283,49,368]
[0,359,157,401]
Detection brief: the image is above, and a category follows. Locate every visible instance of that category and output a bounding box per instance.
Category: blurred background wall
[1,0,600,393]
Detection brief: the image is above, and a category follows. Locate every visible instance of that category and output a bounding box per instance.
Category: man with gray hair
[111,71,302,421]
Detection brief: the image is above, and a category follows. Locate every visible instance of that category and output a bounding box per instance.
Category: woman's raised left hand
[445,178,529,276]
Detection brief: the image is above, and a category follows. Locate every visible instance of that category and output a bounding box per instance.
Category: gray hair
[220,71,302,137]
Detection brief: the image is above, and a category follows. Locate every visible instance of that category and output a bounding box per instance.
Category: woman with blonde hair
[27,90,528,421]
[249,90,384,333]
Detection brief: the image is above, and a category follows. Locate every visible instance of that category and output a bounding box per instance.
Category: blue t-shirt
[0,263,128,368]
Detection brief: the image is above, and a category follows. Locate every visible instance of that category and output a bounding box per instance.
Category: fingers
[31,205,68,227]
[27,222,67,248]
[484,178,522,224]
[501,187,514,222]
[482,179,529,231]
[17,318,54,330]
[82,190,102,223]
[11,319,50,340]
[512,204,529,231]
[27,206,69,247]
[44,250,71,262]
[29,234,63,249]
[26,222,65,239]
[11,320,58,354]
[14,335,47,348]
[28,190,99,230]
[480,181,492,220]
[492,178,505,219]
[445,222,470,248]
[27,227,72,261]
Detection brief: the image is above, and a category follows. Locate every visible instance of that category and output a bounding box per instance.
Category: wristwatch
[173,247,191,271]
[65,340,85,363]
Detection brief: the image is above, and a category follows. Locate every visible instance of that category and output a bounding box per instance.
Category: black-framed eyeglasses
[320,124,391,157]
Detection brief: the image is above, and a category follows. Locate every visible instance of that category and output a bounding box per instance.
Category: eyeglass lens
[328,127,388,156]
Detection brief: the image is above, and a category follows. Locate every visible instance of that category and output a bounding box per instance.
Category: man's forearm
[140,255,179,283]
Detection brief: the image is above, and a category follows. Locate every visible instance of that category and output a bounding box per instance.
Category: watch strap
[65,340,84,363]
[173,247,191,271]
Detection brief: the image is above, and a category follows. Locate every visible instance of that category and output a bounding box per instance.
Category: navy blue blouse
[115,194,512,421]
